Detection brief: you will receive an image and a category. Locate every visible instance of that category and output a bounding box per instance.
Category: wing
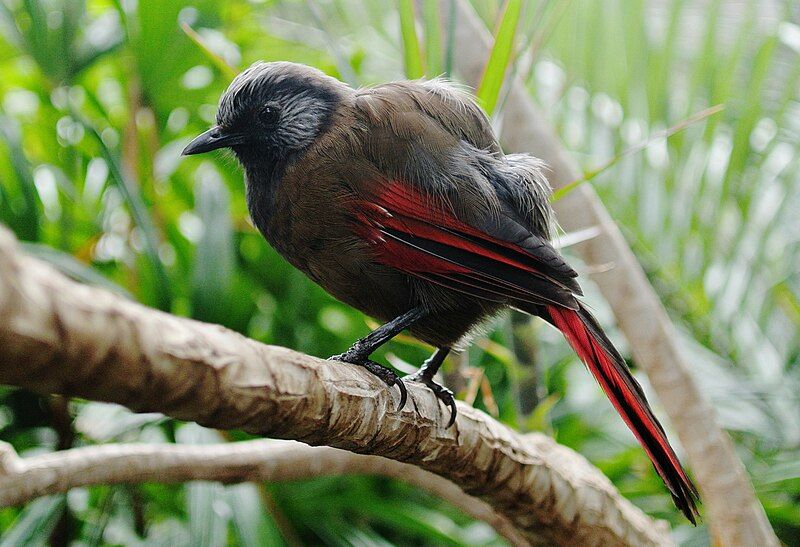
[347,180,580,310]
[352,79,579,308]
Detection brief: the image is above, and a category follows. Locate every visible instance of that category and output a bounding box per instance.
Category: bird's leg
[331,307,428,362]
[404,347,457,427]
[328,307,428,410]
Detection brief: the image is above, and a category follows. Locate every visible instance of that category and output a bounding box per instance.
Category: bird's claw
[404,374,457,427]
[327,350,362,364]
[328,354,407,410]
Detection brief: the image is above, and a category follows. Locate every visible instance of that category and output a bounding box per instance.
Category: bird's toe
[403,375,457,427]
[347,359,407,411]
[327,351,361,364]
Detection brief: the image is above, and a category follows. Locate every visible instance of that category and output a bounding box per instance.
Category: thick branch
[0,439,528,546]
[0,226,670,545]
[443,2,777,545]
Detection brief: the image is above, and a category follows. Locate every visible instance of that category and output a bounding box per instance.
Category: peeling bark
[0,439,529,546]
[0,226,670,546]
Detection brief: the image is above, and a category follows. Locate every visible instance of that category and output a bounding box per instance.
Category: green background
[0,0,798,544]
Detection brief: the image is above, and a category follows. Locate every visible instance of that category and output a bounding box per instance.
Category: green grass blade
[0,115,39,241]
[191,168,235,324]
[82,487,117,547]
[443,0,456,77]
[0,495,66,546]
[176,425,230,547]
[180,22,238,81]
[775,282,800,327]
[76,114,172,310]
[226,484,285,546]
[398,0,424,78]
[21,242,133,299]
[552,104,724,202]
[475,0,523,116]
[0,3,24,49]
[422,0,442,77]
[646,0,687,120]
[687,0,722,112]
[305,1,359,86]
[721,35,777,212]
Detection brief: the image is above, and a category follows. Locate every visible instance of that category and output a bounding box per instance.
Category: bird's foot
[328,353,407,410]
[404,373,457,428]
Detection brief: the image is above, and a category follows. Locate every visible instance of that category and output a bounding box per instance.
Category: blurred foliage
[0,0,798,545]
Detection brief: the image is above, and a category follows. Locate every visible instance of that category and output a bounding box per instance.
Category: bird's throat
[243,155,290,244]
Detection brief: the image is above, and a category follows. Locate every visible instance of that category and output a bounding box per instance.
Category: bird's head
[182,61,346,166]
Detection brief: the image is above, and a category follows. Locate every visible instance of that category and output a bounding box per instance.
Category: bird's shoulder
[353,79,500,154]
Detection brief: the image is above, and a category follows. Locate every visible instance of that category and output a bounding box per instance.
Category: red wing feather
[349,181,578,309]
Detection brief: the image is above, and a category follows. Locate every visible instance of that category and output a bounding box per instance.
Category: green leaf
[82,487,117,547]
[0,115,39,241]
[226,484,285,546]
[525,393,560,432]
[20,242,133,299]
[475,0,523,116]
[122,0,217,114]
[398,0,424,79]
[0,0,119,83]
[191,165,235,324]
[758,460,800,486]
[176,425,230,547]
[76,114,172,311]
[443,0,457,77]
[721,35,777,213]
[775,282,800,327]
[0,495,66,546]
[180,23,238,81]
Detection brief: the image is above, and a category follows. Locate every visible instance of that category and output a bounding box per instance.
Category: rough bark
[0,225,672,545]
[0,439,529,546]
[442,2,778,545]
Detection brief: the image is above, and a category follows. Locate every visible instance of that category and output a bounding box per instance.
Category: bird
[182,61,699,522]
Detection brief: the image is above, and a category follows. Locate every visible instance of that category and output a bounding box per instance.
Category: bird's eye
[259,105,279,126]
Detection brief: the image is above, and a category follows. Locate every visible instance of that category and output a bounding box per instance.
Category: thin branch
[0,225,670,546]
[550,104,725,202]
[441,2,778,545]
[0,439,528,545]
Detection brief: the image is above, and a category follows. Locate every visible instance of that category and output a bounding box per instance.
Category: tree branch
[0,439,530,546]
[0,225,671,545]
[442,2,778,544]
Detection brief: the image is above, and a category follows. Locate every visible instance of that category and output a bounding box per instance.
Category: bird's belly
[303,238,414,318]
[263,217,411,318]
[259,186,493,346]
[266,221,494,346]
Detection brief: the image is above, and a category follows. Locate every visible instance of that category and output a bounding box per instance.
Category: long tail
[545,303,699,523]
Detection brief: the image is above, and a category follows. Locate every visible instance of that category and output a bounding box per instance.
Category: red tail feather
[547,304,699,523]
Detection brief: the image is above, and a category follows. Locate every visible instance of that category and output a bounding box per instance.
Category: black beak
[182,126,244,156]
